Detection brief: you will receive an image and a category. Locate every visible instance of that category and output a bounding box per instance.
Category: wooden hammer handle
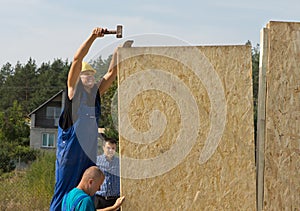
[104,30,117,34]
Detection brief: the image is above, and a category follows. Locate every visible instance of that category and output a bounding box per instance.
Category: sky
[1,0,300,67]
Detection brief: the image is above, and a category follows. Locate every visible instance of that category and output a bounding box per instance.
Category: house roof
[28,90,64,117]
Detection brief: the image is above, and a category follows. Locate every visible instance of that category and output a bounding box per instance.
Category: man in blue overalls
[50,27,131,211]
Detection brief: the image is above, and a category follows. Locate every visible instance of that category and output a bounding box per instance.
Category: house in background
[28,90,65,150]
[28,90,106,151]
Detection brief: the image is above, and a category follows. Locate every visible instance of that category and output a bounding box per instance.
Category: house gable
[29,90,64,128]
[29,90,64,150]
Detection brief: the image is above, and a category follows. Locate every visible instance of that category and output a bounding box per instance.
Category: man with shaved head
[62,166,124,211]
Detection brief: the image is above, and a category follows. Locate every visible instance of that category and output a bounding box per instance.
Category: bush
[0,144,16,173]
[14,145,40,163]
[0,150,56,210]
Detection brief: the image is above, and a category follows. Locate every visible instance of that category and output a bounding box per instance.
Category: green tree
[15,58,38,113]
[0,101,29,145]
[0,58,70,114]
[90,55,110,80]
[101,80,119,140]
[0,59,38,113]
[0,62,13,84]
[30,59,69,111]
[0,62,19,110]
[0,101,36,174]
[246,40,260,134]
[91,55,119,140]
[251,42,260,139]
[0,142,16,173]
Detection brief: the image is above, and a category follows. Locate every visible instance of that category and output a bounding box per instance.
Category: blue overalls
[50,87,100,211]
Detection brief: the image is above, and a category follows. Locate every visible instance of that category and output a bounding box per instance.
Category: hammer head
[116,25,122,38]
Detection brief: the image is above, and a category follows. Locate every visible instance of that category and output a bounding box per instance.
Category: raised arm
[99,40,133,96]
[68,27,106,100]
[98,48,118,96]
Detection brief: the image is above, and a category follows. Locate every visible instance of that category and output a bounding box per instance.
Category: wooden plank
[263,21,300,210]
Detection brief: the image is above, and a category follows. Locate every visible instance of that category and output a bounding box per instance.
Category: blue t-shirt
[62,188,95,211]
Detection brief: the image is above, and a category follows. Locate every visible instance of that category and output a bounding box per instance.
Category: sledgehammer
[104,25,122,38]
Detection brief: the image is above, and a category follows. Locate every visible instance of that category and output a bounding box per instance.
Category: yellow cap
[81,62,96,73]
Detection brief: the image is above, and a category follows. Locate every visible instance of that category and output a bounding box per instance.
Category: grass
[0,151,56,210]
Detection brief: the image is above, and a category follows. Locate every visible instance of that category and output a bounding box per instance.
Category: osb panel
[118,46,255,210]
[264,21,300,210]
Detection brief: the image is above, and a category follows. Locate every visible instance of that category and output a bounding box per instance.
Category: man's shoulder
[96,154,106,164]
[77,193,94,211]
[113,155,120,162]
[97,154,106,160]
[80,195,93,204]
[69,188,86,196]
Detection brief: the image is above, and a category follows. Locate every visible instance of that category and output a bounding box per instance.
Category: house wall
[29,91,64,150]
[30,127,57,150]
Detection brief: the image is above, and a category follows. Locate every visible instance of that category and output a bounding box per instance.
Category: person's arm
[98,48,118,96]
[96,196,125,211]
[68,27,106,100]
[98,40,134,96]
